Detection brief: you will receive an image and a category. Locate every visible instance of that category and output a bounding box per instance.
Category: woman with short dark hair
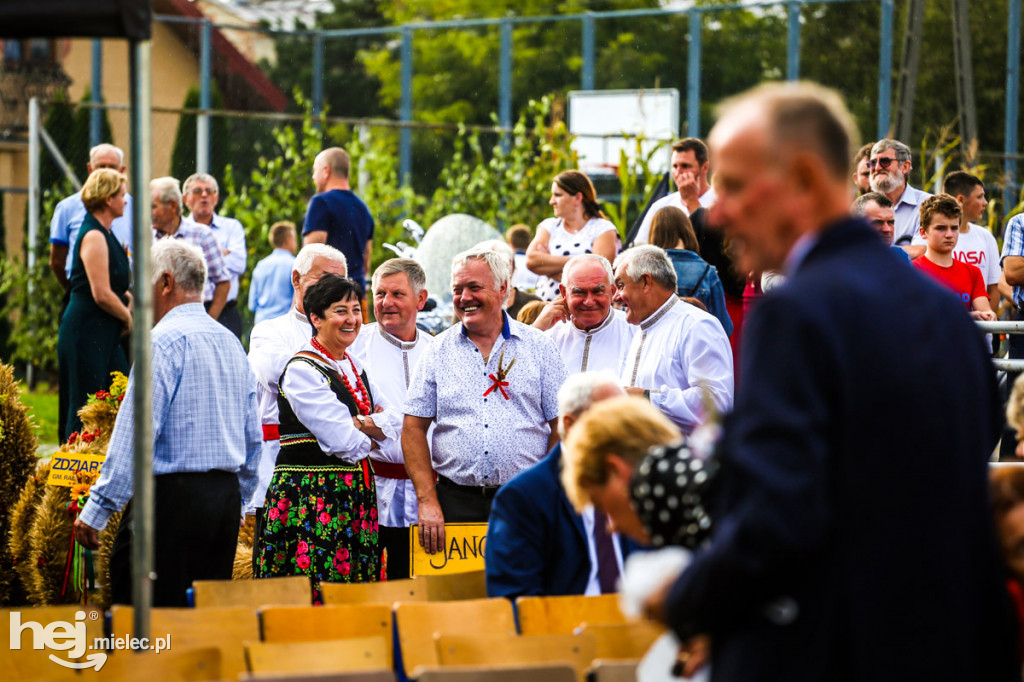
[255,274,399,600]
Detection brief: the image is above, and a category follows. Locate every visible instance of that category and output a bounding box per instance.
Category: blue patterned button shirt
[79,302,262,530]
[404,313,568,486]
[1002,213,1024,308]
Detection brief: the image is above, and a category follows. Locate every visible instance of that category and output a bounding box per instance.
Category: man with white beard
[868,139,931,256]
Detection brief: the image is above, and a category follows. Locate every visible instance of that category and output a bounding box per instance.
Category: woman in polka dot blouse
[526,170,620,301]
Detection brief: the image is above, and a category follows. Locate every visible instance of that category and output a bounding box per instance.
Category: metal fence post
[499,19,513,153]
[90,40,103,148]
[129,37,154,644]
[27,98,39,388]
[687,10,703,138]
[312,32,325,126]
[400,28,413,186]
[197,19,212,174]
[582,12,595,90]
[1005,0,1021,220]
[786,0,801,81]
[877,0,894,139]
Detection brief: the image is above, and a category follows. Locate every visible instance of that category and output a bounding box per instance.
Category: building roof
[156,0,287,112]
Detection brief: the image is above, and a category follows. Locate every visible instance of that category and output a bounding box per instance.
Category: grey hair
[563,253,613,288]
[89,143,124,166]
[451,245,511,291]
[558,370,621,417]
[151,239,207,294]
[476,239,516,268]
[150,177,183,214]
[182,172,219,195]
[613,245,677,290]
[372,257,426,295]
[871,139,912,163]
[293,243,347,277]
[852,191,893,216]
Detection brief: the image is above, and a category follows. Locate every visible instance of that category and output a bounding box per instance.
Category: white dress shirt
[891,184,933,246]
[581,505,625,596]
[246,306,312,513]
[621,296,734,434]
[203,213,247,302]
[634,187,716,245]
[350,323,435,526]
[279,342,400,463]
[545,309,635,375]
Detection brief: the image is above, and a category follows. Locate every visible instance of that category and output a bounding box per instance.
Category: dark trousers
[205,299,243,340]
[379,525,411,581]
[435,476,499,523]
[109,470,240,607]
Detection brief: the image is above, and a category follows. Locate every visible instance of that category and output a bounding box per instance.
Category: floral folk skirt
[256,460,381,602]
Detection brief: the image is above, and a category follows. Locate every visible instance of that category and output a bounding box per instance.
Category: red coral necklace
[311,337,371,415]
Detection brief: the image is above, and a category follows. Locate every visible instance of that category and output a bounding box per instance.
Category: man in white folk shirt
[350,258,433,579]
[613,245,733,434]
[404,246,568,554]
[634,138,717,245]
[532,253,634,375]
[246,243,347,573]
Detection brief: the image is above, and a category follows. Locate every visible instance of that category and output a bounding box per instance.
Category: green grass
[19,383,60,447]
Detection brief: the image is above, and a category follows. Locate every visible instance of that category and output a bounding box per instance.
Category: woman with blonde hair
[57,168,132,440]
[527,170,619,301]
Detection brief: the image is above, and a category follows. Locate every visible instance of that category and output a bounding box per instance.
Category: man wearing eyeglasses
[851,192,911,264]
[183,173,247,339]
[868,139,932,254]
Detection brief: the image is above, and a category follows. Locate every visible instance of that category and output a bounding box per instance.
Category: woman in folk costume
[256,274,400,601]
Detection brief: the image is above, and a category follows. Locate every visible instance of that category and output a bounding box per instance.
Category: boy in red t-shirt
[913,194,995,320]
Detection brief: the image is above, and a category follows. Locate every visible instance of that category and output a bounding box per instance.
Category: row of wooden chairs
[3,576,663,681]
[190,572,488,609]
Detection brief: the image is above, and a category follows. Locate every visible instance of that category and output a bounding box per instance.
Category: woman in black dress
[57,169,132,441]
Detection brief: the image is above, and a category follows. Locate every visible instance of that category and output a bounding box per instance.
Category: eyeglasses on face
[868,157,901,170]
[189,187,217,196]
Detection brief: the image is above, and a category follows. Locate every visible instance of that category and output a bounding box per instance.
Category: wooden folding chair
[2,605,104,681]
[192,575,312,608]
[422,570,487,601]
[238,672,395,682]
[587,660,640,682]
[259,604,393,658]
[95,646,222,681]
[435,632,597,682]
[417,664,577,682]
[245,636,390,675]
[578,621,664,660]
[515,594,627,635]
[320,578,426,606]
[394,598,516,678]
[110,605,258,680]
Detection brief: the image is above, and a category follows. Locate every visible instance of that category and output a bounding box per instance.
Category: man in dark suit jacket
[645,83,1019,681]
[486,372,627,598]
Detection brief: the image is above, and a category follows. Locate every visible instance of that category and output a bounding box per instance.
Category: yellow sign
[47,452,106,487]
[409,523,487,576]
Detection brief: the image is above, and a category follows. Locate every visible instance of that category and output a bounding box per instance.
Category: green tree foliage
[39,95,74,192]
[70,88,115,181]
[171,85,230,182]
[262,0,388,118]
[0,188,67,377]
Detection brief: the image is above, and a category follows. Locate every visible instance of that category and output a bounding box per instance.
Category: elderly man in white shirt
[246,244,347,567]
[533,253,634,375]
[404,246,568,555]
[350,258,434,579]
[613,245,733,434]
[634,138,717,245]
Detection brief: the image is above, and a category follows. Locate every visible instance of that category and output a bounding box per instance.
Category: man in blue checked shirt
[1001,212,1024,457]
[74,239,261,607]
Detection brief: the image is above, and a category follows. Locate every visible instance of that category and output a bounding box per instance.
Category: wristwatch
[356,415,367,431]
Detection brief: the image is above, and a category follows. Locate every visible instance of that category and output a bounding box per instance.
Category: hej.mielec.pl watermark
[9,610,171,671]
